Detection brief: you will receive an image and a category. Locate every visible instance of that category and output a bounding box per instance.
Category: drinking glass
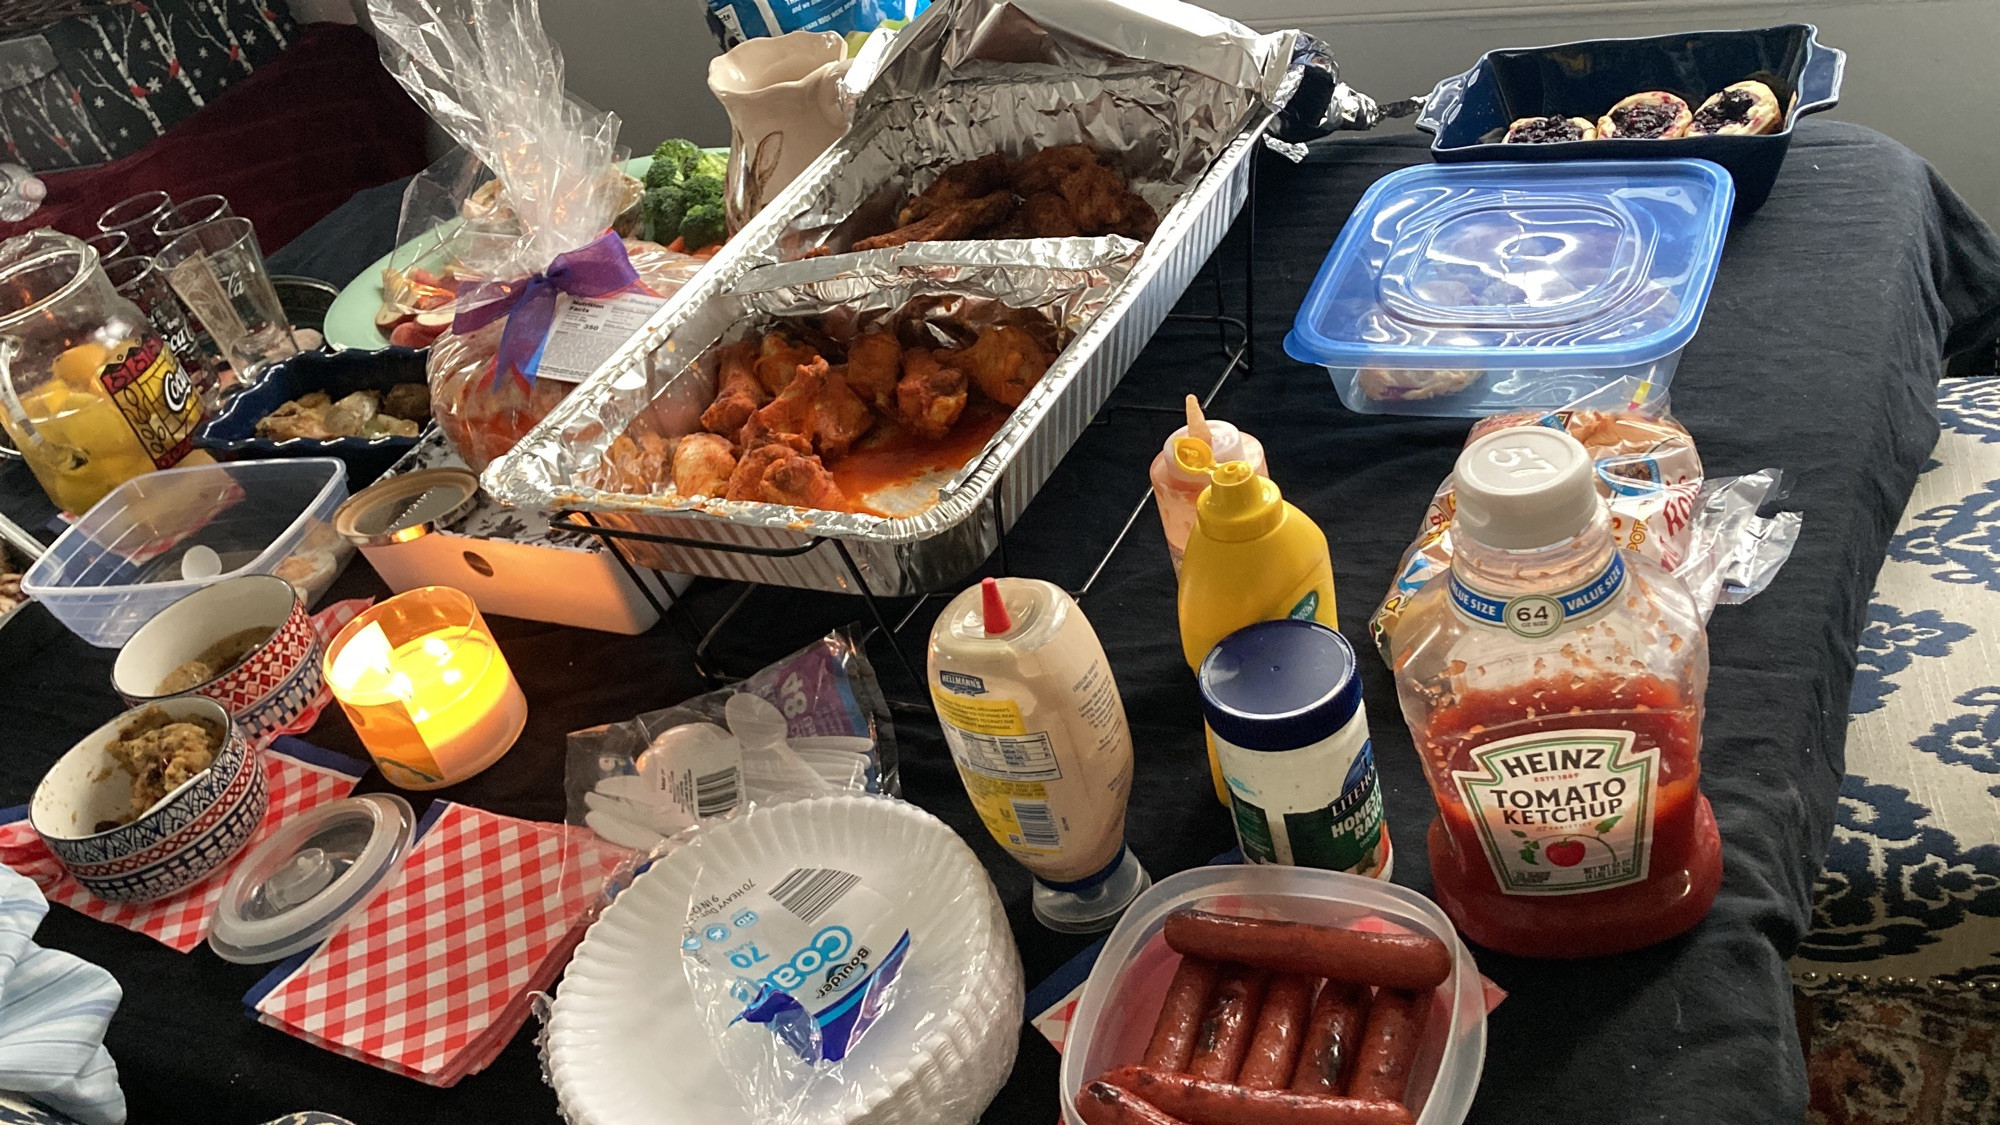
[83,230,131,267]
[96,191,176,256]
[151,194,233,247]
[102,254,222,411]
[155,217,298,379]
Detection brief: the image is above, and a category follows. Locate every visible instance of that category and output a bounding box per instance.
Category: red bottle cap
[980,577,1013,636]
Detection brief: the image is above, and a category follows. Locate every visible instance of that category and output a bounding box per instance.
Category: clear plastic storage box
[23,458,352,648]
[1286,159,1734,416]
[1058,865,1487,1125]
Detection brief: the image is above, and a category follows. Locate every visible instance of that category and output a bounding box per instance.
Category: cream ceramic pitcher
[708,30,851,232]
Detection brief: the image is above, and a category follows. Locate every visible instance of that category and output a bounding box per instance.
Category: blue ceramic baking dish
[1415,24,1843,218]
[196,347,430,488]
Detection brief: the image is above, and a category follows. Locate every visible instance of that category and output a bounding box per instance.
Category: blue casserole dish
[1415,24,1844,218]
[196,347,430,488]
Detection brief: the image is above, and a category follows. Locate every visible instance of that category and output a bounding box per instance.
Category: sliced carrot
[666,236,686,253]
[695,243,721,258]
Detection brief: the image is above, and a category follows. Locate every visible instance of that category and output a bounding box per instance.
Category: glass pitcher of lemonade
[0,229,204,515]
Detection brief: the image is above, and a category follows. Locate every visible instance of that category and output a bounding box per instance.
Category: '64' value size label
[1451,728,1656,895]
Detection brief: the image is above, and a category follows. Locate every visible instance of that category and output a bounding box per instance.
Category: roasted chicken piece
[749,355,825,441]
[896,347,970,440]
[726,414,846,509]
[844,329,903,409]
[900,152,1014,225]
[1059,160,1145,235]
[813,363,876,459]
[672,432,738,498]
[725,420,813,501]
[1020,192,1085,239]
[956,324,1053,407]
[761,450,847,510]
[1011,144,1102,195]
[754,332,820,394]
[700,340,770,435]
[853,190,1016,252]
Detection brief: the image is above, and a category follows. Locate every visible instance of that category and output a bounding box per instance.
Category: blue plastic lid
[1198,620,1361,752]
[1285,159,1734,371]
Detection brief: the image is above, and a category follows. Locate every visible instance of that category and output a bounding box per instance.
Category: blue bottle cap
[1198,619,1362,752]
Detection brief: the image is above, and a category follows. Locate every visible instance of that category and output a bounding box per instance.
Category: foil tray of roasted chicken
[484,0,1303,594]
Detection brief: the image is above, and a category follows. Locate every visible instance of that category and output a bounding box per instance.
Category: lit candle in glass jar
[323,587,526,789]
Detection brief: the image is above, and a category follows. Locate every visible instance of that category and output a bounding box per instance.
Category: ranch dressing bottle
[928,578,1150,933]
[1199,619,1391,879]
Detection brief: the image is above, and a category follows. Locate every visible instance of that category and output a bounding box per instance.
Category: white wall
[539,0,733,151]
[1210,0,2000,221]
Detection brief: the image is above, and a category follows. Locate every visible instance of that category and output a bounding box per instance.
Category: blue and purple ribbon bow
[452,229,640,389]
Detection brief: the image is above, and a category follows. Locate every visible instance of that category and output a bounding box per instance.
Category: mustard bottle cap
[1196,459,1283,542]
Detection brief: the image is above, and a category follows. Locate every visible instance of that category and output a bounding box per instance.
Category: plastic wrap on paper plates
[481,0,1317,595]
[545,795,1023,1125]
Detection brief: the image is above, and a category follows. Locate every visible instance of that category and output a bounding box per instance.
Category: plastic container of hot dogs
[1060,865,1486,1124]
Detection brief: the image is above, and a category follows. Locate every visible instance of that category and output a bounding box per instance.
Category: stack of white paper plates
[547,795,1023,1125]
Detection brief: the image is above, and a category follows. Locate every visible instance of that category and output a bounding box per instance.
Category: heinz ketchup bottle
[1390,427,1721,957]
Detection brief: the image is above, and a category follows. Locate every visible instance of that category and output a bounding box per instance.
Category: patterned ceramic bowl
[112,574,327,748]
[30,697,268,903]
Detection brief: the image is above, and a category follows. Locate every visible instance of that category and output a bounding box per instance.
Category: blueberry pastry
[1598,91,1692,139]
[1689,80,1783,136]
[1503,115,1599,143]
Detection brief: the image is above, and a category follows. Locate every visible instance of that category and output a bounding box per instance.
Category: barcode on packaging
[769,868,861,925]
[1011,800,1061,849]
[694,767,740,819]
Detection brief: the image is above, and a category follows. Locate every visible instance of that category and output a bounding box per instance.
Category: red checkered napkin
[248,802,624,1087]
[0,741,366,952]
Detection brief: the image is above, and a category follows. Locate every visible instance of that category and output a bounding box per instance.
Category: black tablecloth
[5,120,1999,1125]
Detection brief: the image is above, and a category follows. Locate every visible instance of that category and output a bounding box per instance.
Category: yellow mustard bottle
[1176,439,1340,804]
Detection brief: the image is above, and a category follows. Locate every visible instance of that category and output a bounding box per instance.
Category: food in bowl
[0,566,20,617]
[1597,91,1693,139]
[1357,368,1479,403]
[157,624,276,694]
[97,705,224,828]
[1072,906,1448,1124]
[1503,115,1598,143]
[256,384,430,441]
[1690,80,1784,136]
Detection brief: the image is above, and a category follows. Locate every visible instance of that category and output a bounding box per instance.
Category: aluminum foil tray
[489,116,1265,596]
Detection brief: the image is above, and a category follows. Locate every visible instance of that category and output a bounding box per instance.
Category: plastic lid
[334,467,479,548]
[1162,397,1248,486]
[207,793,416,964]
[1198,619,1362,751]
[1284,160,1734,371]
[1453,427,1600,549]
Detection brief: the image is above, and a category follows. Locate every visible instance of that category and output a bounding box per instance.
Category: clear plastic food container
[1285,159,1733,416]
[1059,865,1487,1125]
[23,457,352,647]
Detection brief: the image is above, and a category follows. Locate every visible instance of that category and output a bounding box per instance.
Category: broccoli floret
[681,172,724,211]
[680,203,727,253]
[656,138,704,180]
[695,149,728,181]
[646,139,700,190]
[643,183,689,244]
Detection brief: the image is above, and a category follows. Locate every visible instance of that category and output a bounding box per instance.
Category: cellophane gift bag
[366,0,708,471]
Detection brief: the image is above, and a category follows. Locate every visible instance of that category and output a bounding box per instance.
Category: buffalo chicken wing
[896,347,970,440]
[956,324,1053,408]
[699,340,769,435]
[671,432,738,498]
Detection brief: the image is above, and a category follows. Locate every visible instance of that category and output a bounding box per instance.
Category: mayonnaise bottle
[927,577,1150,932]
[1150,395,1268,574]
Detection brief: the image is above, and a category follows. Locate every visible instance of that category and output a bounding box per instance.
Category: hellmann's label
[1451,728,1657,895]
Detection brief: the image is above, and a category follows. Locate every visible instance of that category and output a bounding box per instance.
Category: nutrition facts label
[537,291,667,385]
[941,728,1063,782]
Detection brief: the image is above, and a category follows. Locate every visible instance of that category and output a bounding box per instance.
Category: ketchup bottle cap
[1453,427,1601,549]
[979,577,1013,635]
